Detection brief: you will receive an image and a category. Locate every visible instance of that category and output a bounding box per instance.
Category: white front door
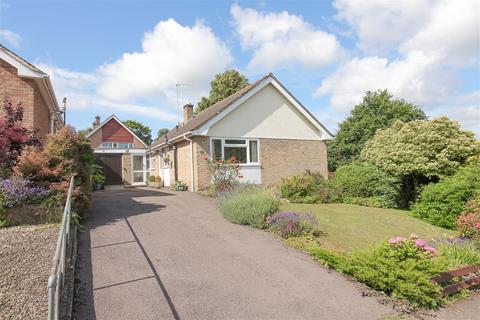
[132,154,147,185]
[160,147,170,187]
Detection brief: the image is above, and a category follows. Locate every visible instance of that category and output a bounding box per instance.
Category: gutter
[183,133,195,192]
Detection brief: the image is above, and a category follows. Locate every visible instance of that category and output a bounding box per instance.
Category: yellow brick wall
[175,140,191,189]
[260,138,328,185]
[193,136,211,191]
[122,154,132,185]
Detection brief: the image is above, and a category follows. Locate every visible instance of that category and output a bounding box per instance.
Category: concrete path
[73,188,397,320]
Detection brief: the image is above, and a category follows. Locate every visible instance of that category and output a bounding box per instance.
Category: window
[161,148,170,167]
[101,142,133,149]
[211,138,259,164]
[249,140,258,163]
[150,156,156,170]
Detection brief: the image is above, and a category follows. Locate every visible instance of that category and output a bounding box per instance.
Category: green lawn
[281,203,455,251]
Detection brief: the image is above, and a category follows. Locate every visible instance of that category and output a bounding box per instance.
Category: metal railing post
[47,176,75,320]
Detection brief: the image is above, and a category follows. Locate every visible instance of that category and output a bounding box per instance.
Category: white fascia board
[192,76,334,140]
[93,149,146,154]
[0,50,45,78]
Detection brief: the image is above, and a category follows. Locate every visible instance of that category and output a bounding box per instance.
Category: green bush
[280,170,328,203]
[412,165,480,229]
[173,181,188,191]
[341,196,395,208]
[218,187,280,228]
[298,235,446,308]
[438,241,480,269]
[329,163,400,208]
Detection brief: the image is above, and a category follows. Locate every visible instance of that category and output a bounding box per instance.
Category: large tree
[361,117,479,206]
[123,120,152,145]
[328,90,426,170]
[195,69,249,115]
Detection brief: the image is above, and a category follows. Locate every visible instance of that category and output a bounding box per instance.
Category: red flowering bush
[206,156,242,195]
[456,197,480,238]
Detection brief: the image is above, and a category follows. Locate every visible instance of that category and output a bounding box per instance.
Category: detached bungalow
[149,73,333,192]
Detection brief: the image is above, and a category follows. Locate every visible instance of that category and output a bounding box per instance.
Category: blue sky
[1,0,479,136]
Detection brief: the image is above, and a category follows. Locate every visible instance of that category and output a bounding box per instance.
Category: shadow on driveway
[73,188,177,320]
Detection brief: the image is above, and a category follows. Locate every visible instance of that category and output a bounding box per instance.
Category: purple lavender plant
[0,178,50,208]
[268,211,318,238]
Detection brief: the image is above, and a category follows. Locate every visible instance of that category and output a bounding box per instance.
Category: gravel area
[0,225,59,320]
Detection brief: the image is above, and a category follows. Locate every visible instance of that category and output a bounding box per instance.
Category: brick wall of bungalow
[167,136,328,191]
[259,139,328,185]
[0,59,53,140]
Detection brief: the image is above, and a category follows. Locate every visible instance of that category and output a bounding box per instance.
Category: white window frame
[101,142,134,149]
[131,153,147,186]
[209,138,260,166]
[149,156,156,171]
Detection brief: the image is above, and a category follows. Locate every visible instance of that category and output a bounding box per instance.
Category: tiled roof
[151,73,272,148]
[0,43,46,75]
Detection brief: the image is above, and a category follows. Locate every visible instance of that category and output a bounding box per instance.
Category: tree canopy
[195,69,249,115]
[361,117,479,178]
[157,128,169,139]
[328,90,426,170]
[122,120,152,145]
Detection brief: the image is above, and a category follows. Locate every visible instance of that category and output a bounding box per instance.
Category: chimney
[93,115,101,128]
[183,104,193,122]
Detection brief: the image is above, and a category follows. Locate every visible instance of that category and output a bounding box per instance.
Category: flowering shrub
[456,197,480,238]
[206,156,241,194]
[301,233,446,308]
[268,211,318,238]
[0,178,50,208]
[280,170,328,203]
[14,126,94,214]
[387,233,438,259]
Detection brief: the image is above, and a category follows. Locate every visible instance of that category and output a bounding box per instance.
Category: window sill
[239,163,261,167]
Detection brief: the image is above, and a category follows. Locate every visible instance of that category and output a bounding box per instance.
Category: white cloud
[231,4,346,70]
[333,0,433,54]
[400,0,480,67]
[317,0,479,136]
[35,18,235,124]
[38,63,177,122]
[97,19,233,102]
[314,52,455,111]
[0,29,21,48]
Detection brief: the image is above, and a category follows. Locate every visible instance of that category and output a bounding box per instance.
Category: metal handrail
[47,176,75,320]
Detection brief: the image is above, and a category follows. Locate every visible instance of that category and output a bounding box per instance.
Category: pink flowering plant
[206,156,242,195]
[386,233,438,261]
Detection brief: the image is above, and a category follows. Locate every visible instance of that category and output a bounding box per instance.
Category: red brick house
[0,44,63,140]
[149,73,333,191]
[86,115,148,186]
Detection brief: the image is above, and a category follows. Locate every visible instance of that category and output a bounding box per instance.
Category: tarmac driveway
[73,188,395,320]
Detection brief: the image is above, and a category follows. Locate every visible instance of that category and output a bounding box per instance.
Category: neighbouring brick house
[86,115,149,186]
[149,73,333,192]
[0,44,63,140]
